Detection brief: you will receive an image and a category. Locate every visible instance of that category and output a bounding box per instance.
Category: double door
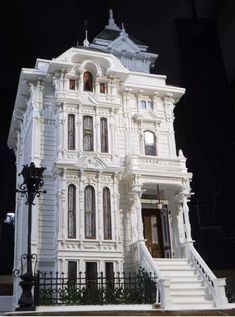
[142,205,171,258]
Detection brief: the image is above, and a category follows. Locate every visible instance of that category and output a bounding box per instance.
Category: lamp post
[14,162,46,311]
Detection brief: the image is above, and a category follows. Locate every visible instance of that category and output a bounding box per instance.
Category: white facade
[8,12,228,310]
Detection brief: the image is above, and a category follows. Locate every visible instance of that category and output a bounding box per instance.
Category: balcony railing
[126,155,187,173]
[34,269,158,306]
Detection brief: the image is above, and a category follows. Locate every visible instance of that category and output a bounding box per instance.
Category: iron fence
[34,268,159,305]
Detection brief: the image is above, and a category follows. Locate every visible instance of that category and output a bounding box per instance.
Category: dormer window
[100,83,106,94]
[69,79,76,90]
[83,71,93,91]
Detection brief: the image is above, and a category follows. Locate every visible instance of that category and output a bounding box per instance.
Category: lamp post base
[15,272,36,311]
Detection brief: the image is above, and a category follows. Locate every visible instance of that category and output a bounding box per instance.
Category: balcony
[126,155,188,174]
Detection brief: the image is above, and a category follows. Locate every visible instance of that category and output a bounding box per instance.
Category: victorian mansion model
[8,11,228,311]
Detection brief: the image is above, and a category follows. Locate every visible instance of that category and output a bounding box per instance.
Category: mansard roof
[94,28,145,46]
[90,10,158,73]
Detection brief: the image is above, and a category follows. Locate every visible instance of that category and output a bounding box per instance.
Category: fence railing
[34,269,158,306]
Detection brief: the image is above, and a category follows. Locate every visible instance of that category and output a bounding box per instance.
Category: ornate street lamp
[13,162,46,311]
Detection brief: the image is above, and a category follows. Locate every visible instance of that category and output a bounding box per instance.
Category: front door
[142,206,171,258]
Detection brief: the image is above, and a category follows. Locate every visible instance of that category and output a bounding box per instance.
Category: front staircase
[154,258,214,310]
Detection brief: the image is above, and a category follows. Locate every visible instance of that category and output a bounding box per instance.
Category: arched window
[83,116,93,151]
[68,184,76,238]
[84,185,96,239]
[68,114,75,150]
[83,71,93,91]
[144,131,156,156]
[103,187,112,240]
[100,117,108,153]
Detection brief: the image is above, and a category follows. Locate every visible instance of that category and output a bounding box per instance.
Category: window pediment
[133,111,162,124]
[78,156,106,170]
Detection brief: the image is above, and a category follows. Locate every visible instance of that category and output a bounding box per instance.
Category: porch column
[130,184,144,241]
[176,192,193,244]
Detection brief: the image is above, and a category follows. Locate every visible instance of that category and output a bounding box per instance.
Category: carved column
[56,168,66,241]
[57,103,65,159]
[60,69,65,90]
[95,114,100,153]
[97,172,102,240]
[130,177,144,242]
[113,173,120,241]
[176,191,193,245]
[79,170,85,240]
[30,80,43,166]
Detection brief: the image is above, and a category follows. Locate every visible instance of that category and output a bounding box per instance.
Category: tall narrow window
[68,261,77,282]
[103,187,112,240]
[83,116,93,151]
[69,79,76,90]
[100,117,108,153]
[100,83,105,94]
[83,71,93,91]
[144,131,156,156]
[68,114,75,150]
[85,185,96,239]
[68,184,76,238]
[105,262,114,284]
[86,262,97,286]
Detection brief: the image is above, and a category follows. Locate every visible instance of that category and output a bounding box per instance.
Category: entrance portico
[128,176,194,260]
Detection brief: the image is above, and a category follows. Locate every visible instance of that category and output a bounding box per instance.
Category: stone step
[169,276,202,283]
[154,258,189,266]
[153,257,215,310]
[170,282,205,289]
[160,270,196,277]
[172,302,214,310]
[156,264,193,270]
[171,294,211,302]
[170,288,208,296]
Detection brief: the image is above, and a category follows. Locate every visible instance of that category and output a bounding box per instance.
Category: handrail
[186,243,228,308]
[133,240,164,305]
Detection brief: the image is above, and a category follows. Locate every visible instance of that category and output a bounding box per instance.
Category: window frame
[83,71,93,92]
[100,117,108,153]
[68,261,77,282]
[100,83,106,94]
[68,114,75,150]
[68,184,76,239]
[69,79,76,90]
[84,185,96,239]
[103,187,112,240]
[144,130,157,156]
[83,116,94,151]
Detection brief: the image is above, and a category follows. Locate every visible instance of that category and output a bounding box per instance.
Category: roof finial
[120,22,128,38]
[109,9,113,20]
[121,22,125,33]
[105,9,121,31]
[83,20,90,47]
